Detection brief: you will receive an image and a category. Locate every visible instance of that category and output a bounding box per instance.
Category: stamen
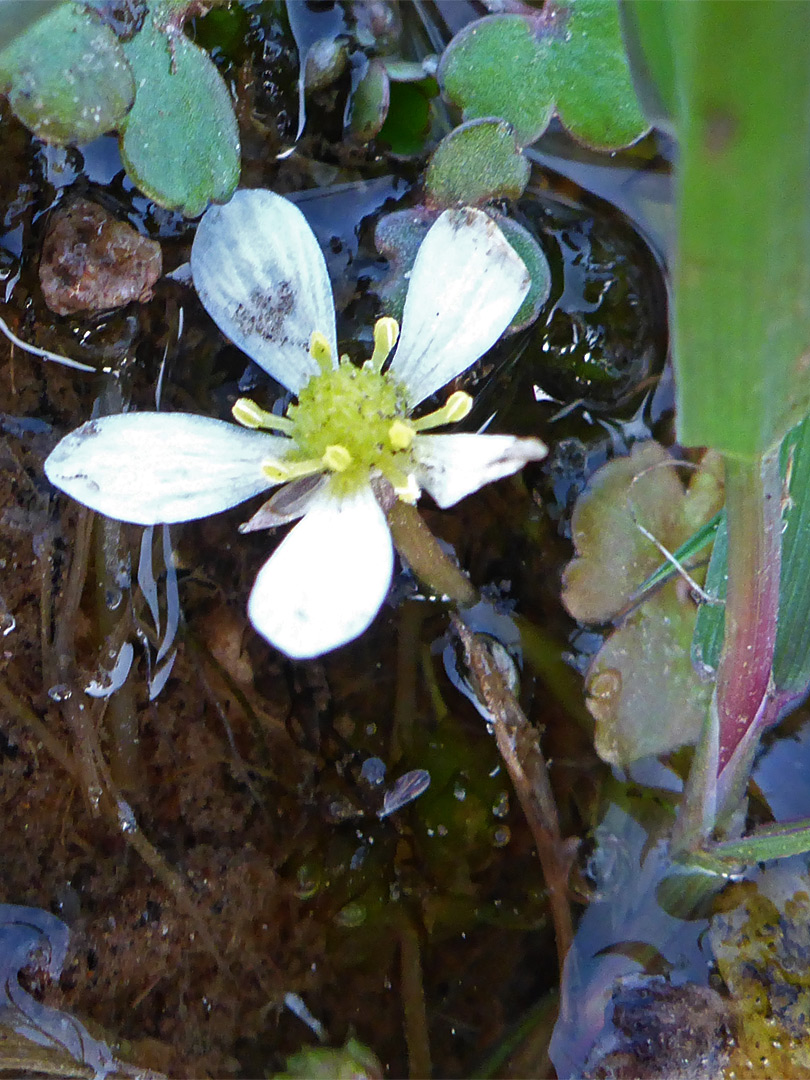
[412,391,473,432]
[388,418,415,451]
[322,444,352,472]
[393,473,421,504]
[309,331,333,374]
[232,397,294,433]
[262,458,323,483]
[366,316,400,373]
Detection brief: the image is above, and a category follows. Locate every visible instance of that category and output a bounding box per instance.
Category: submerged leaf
[274,1037,383,1079]
[563,442,723,764]
[564,443,680,624]
[586,585,711,765]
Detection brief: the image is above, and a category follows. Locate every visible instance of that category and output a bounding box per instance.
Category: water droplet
[105,587,122,611]
[1,611,15,636]
[47,684,72,703]
[492,826,511,848]
[492,792,510,819]
[453,782,467,802]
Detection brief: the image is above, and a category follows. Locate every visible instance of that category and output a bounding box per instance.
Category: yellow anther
[443,390,473,423]
[388,418,415,451]
[232,397,294,433]
[309,331,333,374]
[412,390,474,432]
[368,316,400,372]
[322,444,352,472]
[262,458,323,483]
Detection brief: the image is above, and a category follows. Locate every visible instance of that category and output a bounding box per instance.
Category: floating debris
[379,768,431,818]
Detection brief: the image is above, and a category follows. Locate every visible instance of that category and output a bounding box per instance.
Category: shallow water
[2,4,805,1079]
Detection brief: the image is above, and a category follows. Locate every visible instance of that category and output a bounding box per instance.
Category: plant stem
[397,914,431,1080]
[386,500,478,606]
[715,450,782,780]
[454,619,574,982]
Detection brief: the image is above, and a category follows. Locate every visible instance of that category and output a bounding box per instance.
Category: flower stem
[385,500,478,606]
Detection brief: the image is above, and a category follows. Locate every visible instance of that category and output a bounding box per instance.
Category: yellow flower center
[232,317,472,500]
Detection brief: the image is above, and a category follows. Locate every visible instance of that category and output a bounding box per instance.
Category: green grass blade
[627,1,810,458]
[632,510,722,599]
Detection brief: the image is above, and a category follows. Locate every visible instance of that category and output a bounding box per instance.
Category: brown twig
[453,618,574,981]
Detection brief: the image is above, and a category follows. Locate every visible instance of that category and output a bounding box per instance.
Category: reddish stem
[715,450,782,776]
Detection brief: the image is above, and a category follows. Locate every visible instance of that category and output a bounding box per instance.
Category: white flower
[45,190,547,659]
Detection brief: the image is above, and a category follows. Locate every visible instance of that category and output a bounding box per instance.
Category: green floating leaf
[439,15,554,147]
[374,207,436,320]
[120,11,240,217]
[556,0,650,149]
[439,2,649,151]
[0,2,134,144]
[563,441,718,625]
[425,118,530,208]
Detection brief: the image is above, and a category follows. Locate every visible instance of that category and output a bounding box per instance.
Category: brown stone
[39,197,162,316]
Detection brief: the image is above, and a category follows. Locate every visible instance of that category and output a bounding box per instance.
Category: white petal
[248,484,393,659]
[389,208,531,407]
[45,413,286,524]
[414,433,547,508]
[191,189,337,394]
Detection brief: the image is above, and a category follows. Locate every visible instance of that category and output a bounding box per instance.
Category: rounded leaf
[439,15,555,147]
[120,16,240,217]
[0,3,134,145]
[425,118,530,208]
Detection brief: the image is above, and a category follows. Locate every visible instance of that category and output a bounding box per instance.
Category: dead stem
[454,618,574,981]
[46,505,106,812]
[93,514,140,792]
[397,913,432,1080]
[0,678,76,776]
